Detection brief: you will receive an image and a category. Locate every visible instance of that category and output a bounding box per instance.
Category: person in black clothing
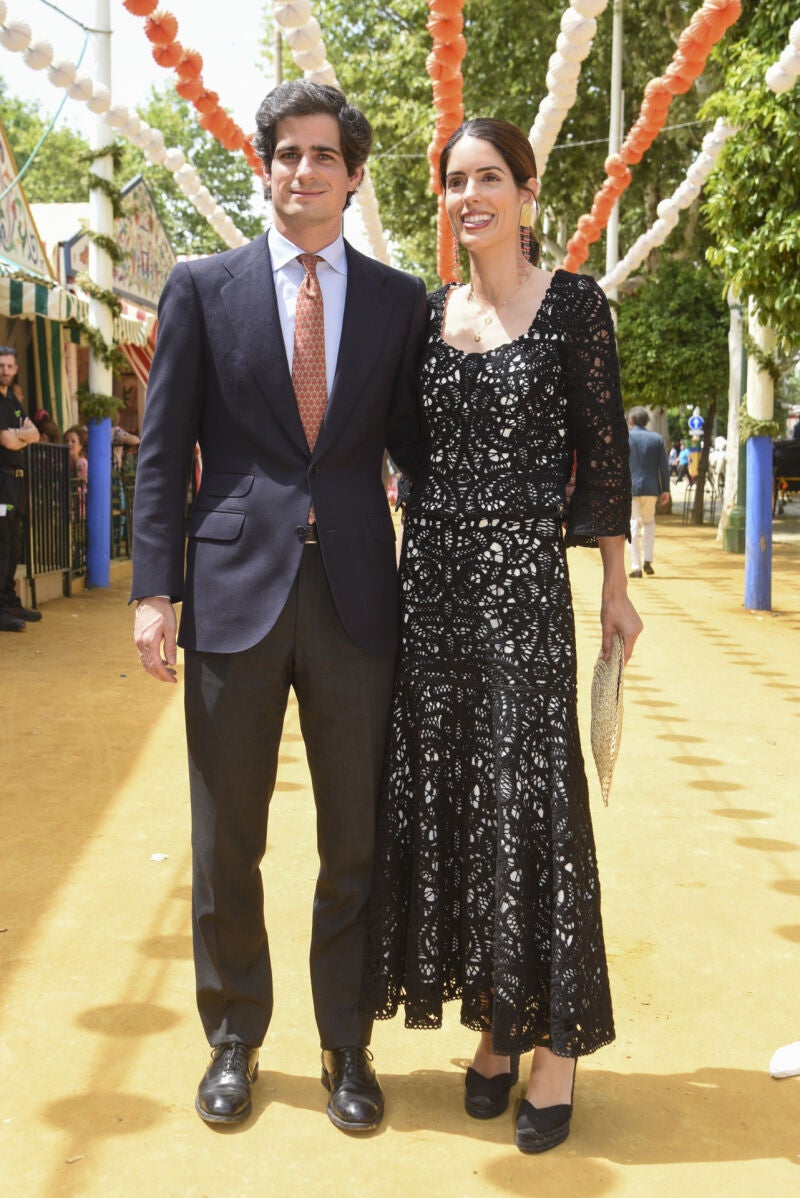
[0,346,42,631]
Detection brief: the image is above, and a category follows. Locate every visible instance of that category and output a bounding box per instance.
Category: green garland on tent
[84,228,127,265]
[742,329,781,386]
[67,318,127,373]
[86,171,124,218]
[76,380,122,423]
[76,272,122,317]
[738,404,781,443]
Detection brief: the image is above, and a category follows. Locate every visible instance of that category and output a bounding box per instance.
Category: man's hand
[18,418,40,444]
[134,597,178,683]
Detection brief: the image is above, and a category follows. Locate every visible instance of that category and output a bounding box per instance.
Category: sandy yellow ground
[2,513,799,1198]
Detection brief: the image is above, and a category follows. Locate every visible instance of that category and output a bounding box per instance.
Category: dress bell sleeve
[562,276,631,548]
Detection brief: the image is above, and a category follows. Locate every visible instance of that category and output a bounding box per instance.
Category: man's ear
[348,165,365,196]
[262,165,272,198]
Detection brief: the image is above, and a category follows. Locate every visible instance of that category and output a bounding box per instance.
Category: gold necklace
[466,267,532,343]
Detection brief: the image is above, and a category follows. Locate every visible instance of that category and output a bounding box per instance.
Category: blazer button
[295,525,308,541]
[310,465,318,476]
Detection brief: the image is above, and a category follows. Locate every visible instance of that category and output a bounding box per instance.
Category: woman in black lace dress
[363,119,642,1152]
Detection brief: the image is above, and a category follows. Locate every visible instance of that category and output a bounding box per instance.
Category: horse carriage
[773,438,800,514]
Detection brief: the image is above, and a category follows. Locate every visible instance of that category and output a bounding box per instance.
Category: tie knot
[298,253,323,277]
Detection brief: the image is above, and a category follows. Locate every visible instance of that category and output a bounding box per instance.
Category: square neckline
[435,270,563,359]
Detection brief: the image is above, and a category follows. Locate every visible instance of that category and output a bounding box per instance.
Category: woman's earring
[519,201,533,263]
[451,231,463,283]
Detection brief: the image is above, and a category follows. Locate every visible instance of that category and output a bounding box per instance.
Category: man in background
[0,346,42,631]
[627,405,670,578]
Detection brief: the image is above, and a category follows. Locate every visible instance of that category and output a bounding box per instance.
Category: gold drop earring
[519,200,533,263]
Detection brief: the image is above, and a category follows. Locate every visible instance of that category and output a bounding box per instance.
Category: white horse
[708,435,727,497]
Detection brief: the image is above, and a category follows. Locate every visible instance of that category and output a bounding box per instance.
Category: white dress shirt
[269,226,348,396]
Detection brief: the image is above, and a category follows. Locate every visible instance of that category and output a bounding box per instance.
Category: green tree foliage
[266,2,723,283]
[119,86,264,256]
[616,253,729,523]
[0,76,90,201]
[701,0,800,346]
[617,255,729,412]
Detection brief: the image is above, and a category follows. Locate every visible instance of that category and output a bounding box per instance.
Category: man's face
[263,113,363,246]
[0,354,17,391]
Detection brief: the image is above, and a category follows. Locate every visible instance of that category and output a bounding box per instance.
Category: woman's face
[65,431,81,457]
[443,135,537,254]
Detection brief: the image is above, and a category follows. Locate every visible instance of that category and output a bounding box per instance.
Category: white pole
[605,0,624,309]
[86,0,114,588]
[89,0,113,397]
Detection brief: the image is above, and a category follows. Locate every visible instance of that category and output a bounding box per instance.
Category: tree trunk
[691,399,717,524]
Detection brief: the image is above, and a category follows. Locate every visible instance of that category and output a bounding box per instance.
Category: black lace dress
[362,271,631,1058]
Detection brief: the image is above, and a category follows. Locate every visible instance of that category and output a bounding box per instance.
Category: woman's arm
[598,534,642,663]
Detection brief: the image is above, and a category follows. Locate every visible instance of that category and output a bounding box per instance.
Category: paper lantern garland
[599,118,736,293]
[765,19,800,93]
[0,5,248,249]
[425,1,466,283]
[562,0,742,273]
[272,1,390,264]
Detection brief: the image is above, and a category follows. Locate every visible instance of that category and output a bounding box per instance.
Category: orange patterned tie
[292,254,327,454]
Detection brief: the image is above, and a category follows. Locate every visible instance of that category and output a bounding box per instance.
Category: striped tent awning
[0,268,88,324]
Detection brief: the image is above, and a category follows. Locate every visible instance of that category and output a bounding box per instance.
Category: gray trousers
[184,544,396,1049]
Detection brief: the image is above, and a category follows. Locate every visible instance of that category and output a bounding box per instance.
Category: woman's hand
[598,534,643,663]
[600,590,642,664]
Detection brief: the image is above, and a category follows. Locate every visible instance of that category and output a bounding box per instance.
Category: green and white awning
[0,261,88,324]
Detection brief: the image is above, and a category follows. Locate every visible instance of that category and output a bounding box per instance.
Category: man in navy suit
[132,81,426,1132]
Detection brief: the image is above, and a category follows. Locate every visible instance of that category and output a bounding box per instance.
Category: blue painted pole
[744,435,772,611]
[86,416,111,588]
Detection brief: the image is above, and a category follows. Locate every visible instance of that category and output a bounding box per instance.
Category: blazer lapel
[314,244,392,458]
[220,234,309,455]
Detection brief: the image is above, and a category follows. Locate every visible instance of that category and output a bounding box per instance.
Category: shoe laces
[340,1046,374,1081]
[215,1042,251,1072]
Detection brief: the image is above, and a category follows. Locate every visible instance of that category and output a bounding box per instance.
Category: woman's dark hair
[440,118,541,265]
[254,81,372,210]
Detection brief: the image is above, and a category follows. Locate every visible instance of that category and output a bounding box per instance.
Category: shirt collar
[268,226,347,276]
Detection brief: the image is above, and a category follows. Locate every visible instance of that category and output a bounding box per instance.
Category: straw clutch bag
[590,633,625,806]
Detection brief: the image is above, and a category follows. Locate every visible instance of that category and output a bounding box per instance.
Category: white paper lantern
[163,148,186,172]
[87,83,111,114]
[47,58,77,89]
[23,40,53,71]
[285,19,322,53]
[778,45,800,77]
[765,63,792,93]
[105,104,131,130]
[308,63,338,86]
[560,11,596,44]
[556,31,592,63]
[0,3,7,26]
[548,54,581,84]
[67,75,94,103]
[194,191,215,216]
[145,129,166,157]
[790,19,800,51]
[0,19,31,54]
[121,113,143,139]
[571,0,609,18]
[656,198,678,221]
[292,45,327,72]
[274,1,312,30]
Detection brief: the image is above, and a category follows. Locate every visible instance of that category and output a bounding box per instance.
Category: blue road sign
[688,414,704,433]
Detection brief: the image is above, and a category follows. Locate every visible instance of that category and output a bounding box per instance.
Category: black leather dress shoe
[0,611,25,632]
[321,1047,384,1131]
[11,604,42,621]
[195,1043,259,1124]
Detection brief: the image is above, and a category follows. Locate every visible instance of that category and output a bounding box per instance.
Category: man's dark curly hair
[254,81,372,210]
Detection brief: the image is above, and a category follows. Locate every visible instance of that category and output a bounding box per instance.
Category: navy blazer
[132,233,427,656]
[628,424,670,498]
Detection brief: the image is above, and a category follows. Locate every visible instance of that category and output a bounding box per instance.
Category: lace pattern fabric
[362,271,628,1057]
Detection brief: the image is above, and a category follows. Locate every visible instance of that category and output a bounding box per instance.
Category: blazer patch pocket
[189,507,246,542]
[201,472,255,499]
[368,514,397,543]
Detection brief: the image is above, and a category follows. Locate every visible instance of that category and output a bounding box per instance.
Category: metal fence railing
[24,443,71,606]
[23,444,138,600]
